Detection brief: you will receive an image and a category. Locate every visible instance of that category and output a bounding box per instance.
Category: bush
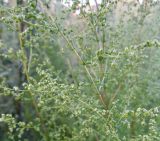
[0,0,160,140]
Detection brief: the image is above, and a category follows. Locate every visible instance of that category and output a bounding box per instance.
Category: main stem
[18,24,49,141]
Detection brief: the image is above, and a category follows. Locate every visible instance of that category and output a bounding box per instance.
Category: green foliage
[0,0,160,141]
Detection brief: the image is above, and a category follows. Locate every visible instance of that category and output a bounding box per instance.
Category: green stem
[37,0,107,108]
[18,24,49,140]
